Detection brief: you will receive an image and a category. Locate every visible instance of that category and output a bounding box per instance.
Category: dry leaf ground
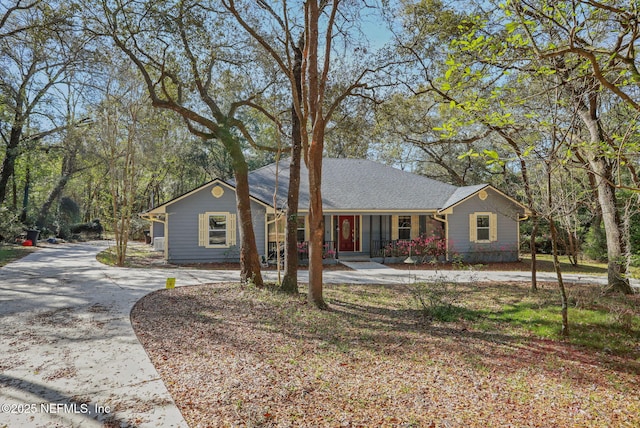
[131,281,639,427]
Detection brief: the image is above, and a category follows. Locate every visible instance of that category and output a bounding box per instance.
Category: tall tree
[504,0,637,293]
[90,0,293,286]
[224,0,383,306]
[398,0,638,294]
[0,2,86,206]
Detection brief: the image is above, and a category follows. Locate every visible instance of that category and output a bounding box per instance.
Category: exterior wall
[151,221,164,239]
[446,188,522,262]
[165,182,266,264]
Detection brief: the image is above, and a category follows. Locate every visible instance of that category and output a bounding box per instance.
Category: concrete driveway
[0,242,636,427]
[0,242,248,428]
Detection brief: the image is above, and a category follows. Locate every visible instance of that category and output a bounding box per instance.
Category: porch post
[334,217,339,260]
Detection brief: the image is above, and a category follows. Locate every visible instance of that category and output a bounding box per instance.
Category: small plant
[409,276,463,322]
[450,253,466,270]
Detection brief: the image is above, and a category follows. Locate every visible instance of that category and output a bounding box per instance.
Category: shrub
[408,276,463,322]
[0,207,23,242]
[386,234,447,261]
[70,219,103,239]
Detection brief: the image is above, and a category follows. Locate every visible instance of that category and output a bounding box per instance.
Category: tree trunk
[576,96,633,294]
[0,126,23,205]
[586,154,632,293]
[307,130,327,309]
[20,161,30,223]
[36,150,77,228]
[529,214,539,291]
[549,215,569,337]
[36,175,69,228]
[222,131,264,287]
[281,40,304,295]
[495,129,537,290]
[304,0,327,309]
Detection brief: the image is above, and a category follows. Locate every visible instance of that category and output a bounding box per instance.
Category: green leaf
[505,22,518,33]
[483,149,500,160]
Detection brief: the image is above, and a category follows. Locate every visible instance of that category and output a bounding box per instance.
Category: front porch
[266,212,447,264]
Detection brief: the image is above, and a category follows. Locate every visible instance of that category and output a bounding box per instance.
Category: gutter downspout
[433,213,449,261]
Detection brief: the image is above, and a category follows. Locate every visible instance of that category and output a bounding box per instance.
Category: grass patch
[96,242,164,267]
[0,244,36,267]
[132,280,640,427]
[522,253,640,278]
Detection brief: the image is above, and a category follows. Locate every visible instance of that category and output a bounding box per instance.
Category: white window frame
[199,212,236,248]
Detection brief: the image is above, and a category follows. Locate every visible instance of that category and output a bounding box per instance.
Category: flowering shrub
[296,241,336,259]
[323,244,336,259]
[386,234,447,260]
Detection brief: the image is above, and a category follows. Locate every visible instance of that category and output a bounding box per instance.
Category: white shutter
[469,213,476,242]
[490,213,498,242]
[228,214,237,246]
[198,213,208,247]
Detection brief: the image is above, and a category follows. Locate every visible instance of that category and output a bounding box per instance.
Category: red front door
[338,216,359,252]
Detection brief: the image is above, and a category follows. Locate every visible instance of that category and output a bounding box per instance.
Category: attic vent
[478,189,488,200]
[211,185,224,198]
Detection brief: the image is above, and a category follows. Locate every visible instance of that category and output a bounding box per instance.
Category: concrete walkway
[0,242,637,427]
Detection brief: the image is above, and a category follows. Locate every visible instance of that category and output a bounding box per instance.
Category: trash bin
[26,229,40,246]
[143,230,151,244]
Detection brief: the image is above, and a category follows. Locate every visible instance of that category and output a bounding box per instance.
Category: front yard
[131,280,640,427]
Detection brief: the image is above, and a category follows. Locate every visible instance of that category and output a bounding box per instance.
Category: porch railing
[267,241,336,262]
[371,239,402,258]
[371,239,421,258]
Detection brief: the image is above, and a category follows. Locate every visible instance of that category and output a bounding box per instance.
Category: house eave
[438,184,529,214]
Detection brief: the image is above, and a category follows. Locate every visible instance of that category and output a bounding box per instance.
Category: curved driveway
[0,242,636,427]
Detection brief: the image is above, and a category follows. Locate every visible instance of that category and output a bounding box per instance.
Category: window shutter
[469,213,476,242]
[391,215,399,240]
[305,215,310,241]
[490,213,498,242]
[228,214,237,246]
[411,215,420,239]
[198,213,207,246]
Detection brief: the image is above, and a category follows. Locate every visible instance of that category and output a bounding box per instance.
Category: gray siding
[151,221,164,239]
[166,182,266,263]
[447,188,522,262]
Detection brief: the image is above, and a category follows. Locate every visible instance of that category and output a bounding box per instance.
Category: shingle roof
[440,184,489,211]
[241,158,463,211]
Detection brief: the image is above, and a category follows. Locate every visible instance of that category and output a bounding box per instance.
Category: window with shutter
[198,212,235,248]
[469,212,497,243]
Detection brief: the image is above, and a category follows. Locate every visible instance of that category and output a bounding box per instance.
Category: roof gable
[143,178,269,215]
